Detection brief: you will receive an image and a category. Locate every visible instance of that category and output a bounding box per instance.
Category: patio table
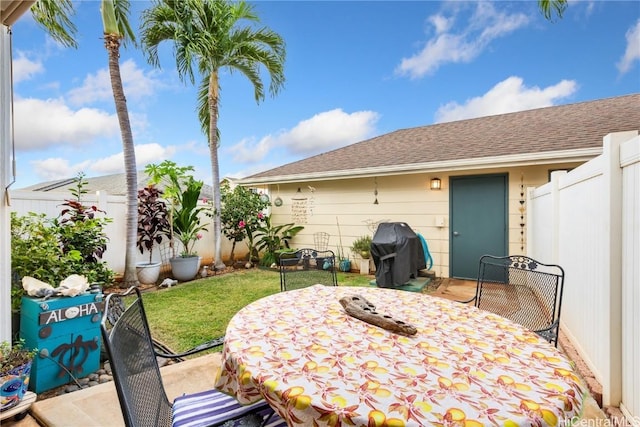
[215,285,587,427]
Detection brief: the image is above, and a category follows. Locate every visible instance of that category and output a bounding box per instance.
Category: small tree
[145,161,208,258]
[55,173,111,264]
[219,183,270,264]
[137,185,170,264]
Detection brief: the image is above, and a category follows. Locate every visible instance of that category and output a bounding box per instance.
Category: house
[1,0,36,343]
[238,93,640,279]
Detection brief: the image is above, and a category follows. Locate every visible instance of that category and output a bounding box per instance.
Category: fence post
[601,131,633,407]
[96,190,108,212]
[549,170,566,264]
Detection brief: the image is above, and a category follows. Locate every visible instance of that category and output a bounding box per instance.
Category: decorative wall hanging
[273,185,283,207]
[520,173,526,251]
[291,198,308,224]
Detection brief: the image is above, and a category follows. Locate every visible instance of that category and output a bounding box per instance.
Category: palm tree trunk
[105,34,139,287]
[208,71,225,270]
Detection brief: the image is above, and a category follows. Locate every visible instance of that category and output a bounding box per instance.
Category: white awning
[1,0,35,27]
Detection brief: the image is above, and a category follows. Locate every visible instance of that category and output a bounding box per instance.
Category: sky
[7,0,640,189]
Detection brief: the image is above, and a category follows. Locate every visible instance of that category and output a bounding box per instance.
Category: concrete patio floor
[4,279,609,427]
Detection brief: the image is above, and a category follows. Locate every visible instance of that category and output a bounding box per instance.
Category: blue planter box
[19,293,103,393]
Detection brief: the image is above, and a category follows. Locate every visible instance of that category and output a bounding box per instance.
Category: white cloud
[283,109,380,154]
[396,2,530,79]
[617,19,640,74]
[225,109,380,163]
[429,14,453,34]
[226,136,275,164]
[28,158,92,182]
[12,53,44,83]
[27,143,176,184]
[91,143,175,174]
[434,76,578,123]
[14,97,119,150]
[67,59,163,106]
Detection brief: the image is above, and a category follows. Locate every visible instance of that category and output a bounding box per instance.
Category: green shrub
[351,235,372,259]
[254,215,304,266]
[10,174,115,310]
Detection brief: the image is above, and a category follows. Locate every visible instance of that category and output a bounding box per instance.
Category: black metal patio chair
[100,287,286,427]
[459,255,565,347]
[279,248,338,291]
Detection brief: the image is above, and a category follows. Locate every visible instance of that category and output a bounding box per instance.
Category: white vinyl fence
[8,190,229,276]
[528,131,640,423]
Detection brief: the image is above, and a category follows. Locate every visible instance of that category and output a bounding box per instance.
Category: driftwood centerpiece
[339,295,417,336]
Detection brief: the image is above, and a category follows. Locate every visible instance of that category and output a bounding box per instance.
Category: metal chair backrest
[100,287,173,427]
[279,248,338,291]
[474,255,565,347]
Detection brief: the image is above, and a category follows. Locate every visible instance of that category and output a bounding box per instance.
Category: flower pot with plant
[351,235,372,275]
[254,215,304,267]
[145,161,208,281]
[1,340,37,411]
[136,185,170,284]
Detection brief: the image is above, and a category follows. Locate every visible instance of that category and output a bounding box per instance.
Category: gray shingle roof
[246,93,639,181]
[20,171,214,200]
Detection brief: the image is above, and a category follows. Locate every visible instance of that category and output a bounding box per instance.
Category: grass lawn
[139,268,373,352]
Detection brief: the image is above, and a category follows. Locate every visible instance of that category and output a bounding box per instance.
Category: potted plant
[254,214,304,267]
[145,161,208,281]
[351,235,372,275]
[136,185,170,284]
[1,339,37,411]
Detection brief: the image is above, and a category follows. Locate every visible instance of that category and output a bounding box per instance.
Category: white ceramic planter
[136,262,162,284]
[359,258,370,275]
[169,256,201,281]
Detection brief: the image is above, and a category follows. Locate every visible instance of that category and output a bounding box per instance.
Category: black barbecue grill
[371,222,426,287]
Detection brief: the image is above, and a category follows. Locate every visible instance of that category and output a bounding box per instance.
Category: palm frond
[30,0,77,48]
[112,0,136,46]
[538,0,567,21]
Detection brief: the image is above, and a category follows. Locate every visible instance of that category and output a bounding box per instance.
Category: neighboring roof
[19,171,214,200]
[241,93,640,185]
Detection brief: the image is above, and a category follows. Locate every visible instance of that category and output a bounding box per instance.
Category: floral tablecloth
[215,285,587,426]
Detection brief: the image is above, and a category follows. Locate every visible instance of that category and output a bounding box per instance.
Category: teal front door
[450,174,507,279]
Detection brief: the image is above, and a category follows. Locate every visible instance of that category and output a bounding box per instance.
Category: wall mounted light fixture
[430,177,442,190]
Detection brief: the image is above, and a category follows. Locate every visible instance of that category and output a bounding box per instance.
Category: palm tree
[141,0,286,270]
[30,0,140,287]
[100,0,139,287]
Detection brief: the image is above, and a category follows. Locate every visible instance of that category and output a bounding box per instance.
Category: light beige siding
[260,163,582,277]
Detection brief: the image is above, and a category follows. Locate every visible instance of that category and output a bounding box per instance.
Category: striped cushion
[172,389,283,427]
